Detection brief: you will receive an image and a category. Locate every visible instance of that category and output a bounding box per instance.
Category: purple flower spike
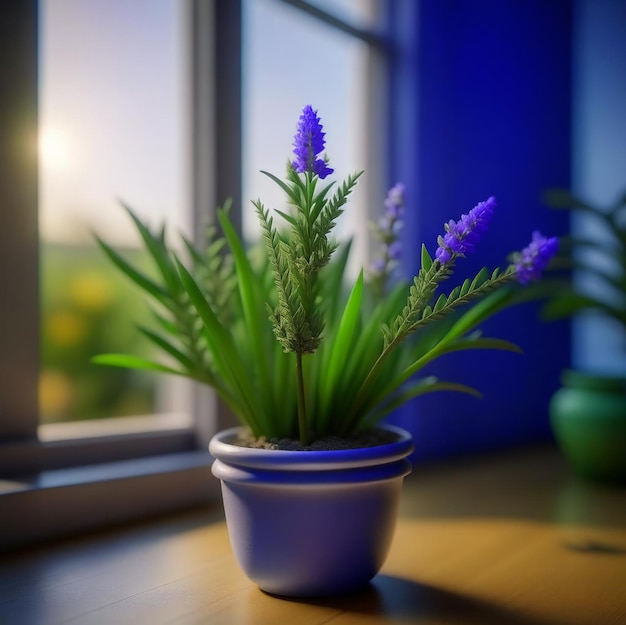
[387,241,402,260]
[292,105,334,179]
[370,182,406,283]
[514,231,559,284]
[435,196,496,265]
[383,182,405,218]
[370,257,386,274]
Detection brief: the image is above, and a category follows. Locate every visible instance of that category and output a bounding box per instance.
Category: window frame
[0,0,390,550]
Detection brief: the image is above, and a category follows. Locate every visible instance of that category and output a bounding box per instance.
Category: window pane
[39,0,190,423]
[242,0,375,272]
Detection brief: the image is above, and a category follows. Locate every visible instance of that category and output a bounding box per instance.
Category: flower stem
[296,351,308,446]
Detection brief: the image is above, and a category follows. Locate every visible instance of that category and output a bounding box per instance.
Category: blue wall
[386,0,572,460]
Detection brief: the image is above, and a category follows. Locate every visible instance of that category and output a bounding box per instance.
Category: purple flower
[514,231,559,284]
[369,257,386,275]
[292,105,334,179]
[435,196,496,265]
[383,182,405,218]
[387,241,402,260]
[370,183,406,287]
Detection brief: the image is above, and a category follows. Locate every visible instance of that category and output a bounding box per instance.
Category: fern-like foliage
[256,199,320,354]
[182,209,237,328]
[390,266,516,345]
[382,245,450,349]
[94,204,214,387]
[256,169,362,356]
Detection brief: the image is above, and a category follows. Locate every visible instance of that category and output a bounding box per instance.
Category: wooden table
[1,445,625,624]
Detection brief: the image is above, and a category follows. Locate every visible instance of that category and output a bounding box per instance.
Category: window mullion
[189,0,243,445]
[0,0,39,440]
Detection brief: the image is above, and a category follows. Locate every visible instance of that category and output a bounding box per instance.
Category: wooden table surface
[1,445,625,624]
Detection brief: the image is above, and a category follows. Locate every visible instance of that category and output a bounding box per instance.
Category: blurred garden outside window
[39,0,193,428]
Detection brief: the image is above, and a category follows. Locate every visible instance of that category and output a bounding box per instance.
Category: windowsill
[0,414,202,476]
[0,450,218,552]
[38,412,194,441]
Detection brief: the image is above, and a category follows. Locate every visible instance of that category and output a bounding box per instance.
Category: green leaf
[175,258,261,432]
[181,234,205,266]
[261,170,299,203]
[444,285,515,342]
[137,326,199,372]
[121,202,182,298]
[543,292,621,321]
[95,237,171,308]
[310,182,336,219]
[92,353,186,376]
[320,272,364,418]
[274,209,297,227]
[470,267,489,290]
[447,286,461,302]
[444,336,523,355]
[217,208,273,409]
[421,244,433,271]
[361,329,521,425]
[433,293,447,313]
[460,278,472,297]
[320,239,352,327]
[364,377,482,426]
[150,309,179,336]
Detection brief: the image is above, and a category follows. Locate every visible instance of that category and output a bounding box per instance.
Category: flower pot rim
[209,423,414,472]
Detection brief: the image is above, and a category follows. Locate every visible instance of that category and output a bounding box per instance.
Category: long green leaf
[357,334,522,428]
[217,209,273,417]
[363,378,482,427]
[319,272,364,420]
[261,170,299,203]
[274,209,297,227]
[92,353,186,376]
[95,237,171,308]
[441,336,523,356]
[399,336,522,388]
[175,258,261,433]
[150,309,180,336]
[121,202,182,298]
[320,239,353,327]
[310,181,336,222]
[444,285,515,342]
[137,326,199,373]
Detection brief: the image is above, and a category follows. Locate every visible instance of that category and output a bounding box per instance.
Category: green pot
[550,370,626,482]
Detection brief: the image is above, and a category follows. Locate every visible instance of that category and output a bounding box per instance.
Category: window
[0,0,390,549]
[39,0,192,426]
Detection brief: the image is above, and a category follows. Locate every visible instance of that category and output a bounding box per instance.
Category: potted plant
[542,189,626,482]
[95,105,558,596]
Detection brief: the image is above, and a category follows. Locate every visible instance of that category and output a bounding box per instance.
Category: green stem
[296,351,308,446]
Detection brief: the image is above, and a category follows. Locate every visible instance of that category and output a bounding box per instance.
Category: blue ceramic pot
[209,424,413,597]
